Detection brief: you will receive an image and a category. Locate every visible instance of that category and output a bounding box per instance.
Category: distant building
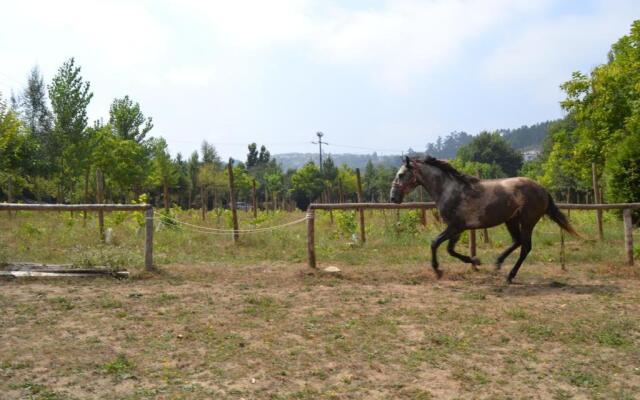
[522,149,540,161]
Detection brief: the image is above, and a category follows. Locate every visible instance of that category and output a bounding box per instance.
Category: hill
[274,120,556,170]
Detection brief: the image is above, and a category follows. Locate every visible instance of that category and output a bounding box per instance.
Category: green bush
[395,210,421,235]
[335,210,357,237]
[606,133,640,221]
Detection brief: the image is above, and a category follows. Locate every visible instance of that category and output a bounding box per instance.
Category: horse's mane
[421,156,479,185]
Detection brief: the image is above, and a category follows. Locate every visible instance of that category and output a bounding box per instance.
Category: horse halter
[393,159,422,193]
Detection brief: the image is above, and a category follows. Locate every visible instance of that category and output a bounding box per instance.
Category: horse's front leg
[447,232,481,271]
[430,226,456,279]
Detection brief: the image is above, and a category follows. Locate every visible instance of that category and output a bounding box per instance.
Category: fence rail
[0,203,151,212]
[0,203,154,270]
[306,202,637,269]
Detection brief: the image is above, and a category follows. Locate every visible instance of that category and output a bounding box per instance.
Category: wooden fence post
[145,207,154,271]
[307,208,316,268]
[560,228,566,270]
[419,188,427,227]
[252,179,258,219]
[83,169,89,224]
[476,170,490,244]
[228,158,239,243]
[96,168,105,242]
[469,229,477,258]
[355,168,366,244]
[201,186,206,220]
[592,163,604,240]
[623,209,634,266]
[7,175,13,218]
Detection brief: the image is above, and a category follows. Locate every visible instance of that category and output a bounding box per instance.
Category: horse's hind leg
[496,219,521,270]
[506,225,533,284]
[447,232,481,271]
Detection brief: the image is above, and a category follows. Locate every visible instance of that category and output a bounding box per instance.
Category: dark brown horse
[390,156,578,283]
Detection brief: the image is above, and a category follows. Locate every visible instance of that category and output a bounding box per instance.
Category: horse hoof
[435,269,443,279]
[495,262,502,271]
[506,277,514,284]
[471,257,481,266]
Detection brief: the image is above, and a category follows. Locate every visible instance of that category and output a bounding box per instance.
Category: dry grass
[2,261,640,399]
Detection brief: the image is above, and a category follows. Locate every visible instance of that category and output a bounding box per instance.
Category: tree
[605,133,640,220]
[17,66,53,178]
[456,131,523,177]
[201,140,221,167]
[187,151,200,207]
[246,143,259,168]
[258,145,270,165]
[556,20,640,188]
[90,123,149,201]
[0,93,36,200]
[426,131,473,159]
[18,66,53,143]
[48,58,93,200]
[363,160,377,201]
[149,138,178,211]
[109,95,153,143]
[336,164,357,202]
[289,162,324,210]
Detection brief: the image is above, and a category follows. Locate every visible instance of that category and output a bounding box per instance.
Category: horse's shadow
[489,280,621,297]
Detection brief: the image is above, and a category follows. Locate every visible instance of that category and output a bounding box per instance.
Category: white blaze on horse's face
[390,164,416,204]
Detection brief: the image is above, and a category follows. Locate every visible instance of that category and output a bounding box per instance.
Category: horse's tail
[546,194,581,238]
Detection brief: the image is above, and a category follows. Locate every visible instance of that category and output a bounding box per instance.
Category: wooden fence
[0,203,154,271]
[306,202,639,269]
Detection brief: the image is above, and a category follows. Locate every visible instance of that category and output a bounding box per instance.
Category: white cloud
[308,0,550,91]
[482,1,640,101]
[171,0,554,91]
[176,0,313,50]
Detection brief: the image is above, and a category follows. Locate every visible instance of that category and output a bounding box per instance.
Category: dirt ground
[1,261,640,399]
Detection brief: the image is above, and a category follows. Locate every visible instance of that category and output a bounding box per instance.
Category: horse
[390,156,578,283]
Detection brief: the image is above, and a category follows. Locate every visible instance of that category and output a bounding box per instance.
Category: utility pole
[312,131,328,173]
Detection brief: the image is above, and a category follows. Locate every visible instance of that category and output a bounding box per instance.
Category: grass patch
[102,353,136,381]
[49,296,74,311]
[521,322,554,341]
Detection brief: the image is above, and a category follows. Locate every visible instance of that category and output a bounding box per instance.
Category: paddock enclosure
[1,203,640,399]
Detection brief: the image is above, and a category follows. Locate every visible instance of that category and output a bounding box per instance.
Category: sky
[1,0,639,160]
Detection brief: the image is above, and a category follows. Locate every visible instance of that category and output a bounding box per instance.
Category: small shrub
[395,210,420,235]
[335,210,357,238]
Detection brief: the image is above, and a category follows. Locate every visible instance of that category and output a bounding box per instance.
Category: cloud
[308,0,550,91]
[176,0,313,50]
[482,0,640,101]
[173,0,554,91]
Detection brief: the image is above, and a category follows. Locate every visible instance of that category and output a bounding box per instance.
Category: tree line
[520,20,640,219]
[2,21,639,215]
[0,60,407,211]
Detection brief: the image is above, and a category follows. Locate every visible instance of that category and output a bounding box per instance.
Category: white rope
[153,211,308,234]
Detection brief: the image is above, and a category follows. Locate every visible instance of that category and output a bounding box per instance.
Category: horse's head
[390,156,420,204]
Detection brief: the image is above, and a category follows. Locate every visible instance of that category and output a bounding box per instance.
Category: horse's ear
[404,156,411,168]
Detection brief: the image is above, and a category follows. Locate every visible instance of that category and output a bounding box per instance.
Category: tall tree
[48,58,93,200]
[149,138,178,211]
[19,66,53,142]
[246,143,259,168]
[109,95,153,143]
[201,140,221,166]
[258,145,270,165]
[17,66,53,177]
[0,93,36,200]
